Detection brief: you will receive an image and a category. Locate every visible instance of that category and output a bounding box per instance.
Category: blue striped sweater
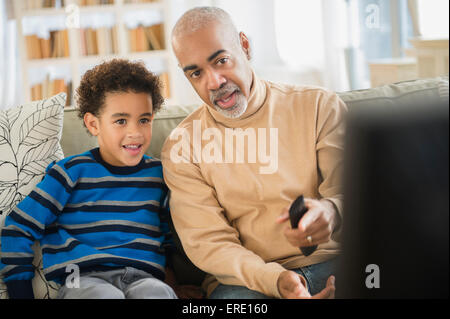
[0,148,172,298]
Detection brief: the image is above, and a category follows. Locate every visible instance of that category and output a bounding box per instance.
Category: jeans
[57,267,177,299]
[209,257,339,299]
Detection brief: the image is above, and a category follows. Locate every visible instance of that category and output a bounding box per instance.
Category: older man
[161,6,347,299]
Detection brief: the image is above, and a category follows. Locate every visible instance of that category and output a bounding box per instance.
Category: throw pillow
[0,93,66,299]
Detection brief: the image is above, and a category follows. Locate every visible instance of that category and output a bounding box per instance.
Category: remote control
[288,195,317,256]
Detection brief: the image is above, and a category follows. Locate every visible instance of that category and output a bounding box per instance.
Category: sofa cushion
[0,93,66,299]
[147,104,199,159]
[61,103,199,159]
[60,108,98,157]
[338,76,448,108]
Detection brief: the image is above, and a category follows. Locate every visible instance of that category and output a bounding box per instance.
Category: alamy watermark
[365,263,380,289]
[65,264,80,289]
[168,120,279,174]
[65,4,80,29]
[365,4,380,29]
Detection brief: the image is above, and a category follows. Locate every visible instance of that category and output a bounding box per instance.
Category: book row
[25,30,69,59]
[30,72,169,106]
[31,77,72,106]
[22,0,159,10]
[80,27,119,56]
[128,24,164,52]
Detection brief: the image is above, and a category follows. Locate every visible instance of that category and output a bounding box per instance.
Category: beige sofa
[1,76,448,298]
[61,76,448,159]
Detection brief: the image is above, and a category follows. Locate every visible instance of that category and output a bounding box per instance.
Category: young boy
[0,59,178,299]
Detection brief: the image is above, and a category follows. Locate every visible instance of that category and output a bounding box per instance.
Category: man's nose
[206,70,226,91]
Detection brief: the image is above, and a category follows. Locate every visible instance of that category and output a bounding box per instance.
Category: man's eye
[115,119,126,125]
[217,57,228,65]
[190,70,201,79]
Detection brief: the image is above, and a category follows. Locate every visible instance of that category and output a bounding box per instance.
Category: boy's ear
[84,112,100,136]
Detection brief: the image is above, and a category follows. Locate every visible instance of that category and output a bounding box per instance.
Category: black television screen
[337,98,449,298]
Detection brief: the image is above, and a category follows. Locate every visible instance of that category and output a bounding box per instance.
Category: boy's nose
[126,125,144,138]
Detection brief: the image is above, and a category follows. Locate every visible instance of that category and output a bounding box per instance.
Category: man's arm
[161,149,286,298]
[315,92,347,240]
[277,92,346,247]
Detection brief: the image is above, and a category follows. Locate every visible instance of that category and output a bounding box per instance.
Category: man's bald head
[170,6,254,119]
[171,7,241,51]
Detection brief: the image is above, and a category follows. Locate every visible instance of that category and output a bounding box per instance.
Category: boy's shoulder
[141,155,164,176]
[47,149,96,172]
[142,154,162,165]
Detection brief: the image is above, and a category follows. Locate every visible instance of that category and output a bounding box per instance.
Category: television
[336,97,449,298]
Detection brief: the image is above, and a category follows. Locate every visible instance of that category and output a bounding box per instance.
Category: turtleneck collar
[205,70,267,128]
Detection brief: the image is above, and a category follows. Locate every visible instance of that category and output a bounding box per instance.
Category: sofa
[0,75,448,298]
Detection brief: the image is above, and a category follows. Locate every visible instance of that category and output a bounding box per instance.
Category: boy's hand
[277,270,335,299]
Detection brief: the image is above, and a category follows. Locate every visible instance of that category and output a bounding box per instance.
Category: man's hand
[277,270,335,299]
[276,198,340,248]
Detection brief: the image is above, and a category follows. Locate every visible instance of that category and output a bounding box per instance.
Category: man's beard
[209,82,248,119]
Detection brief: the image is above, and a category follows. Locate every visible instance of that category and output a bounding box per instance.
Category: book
[79,29,87,56]
[62,29,70,57]
[136,25,150,52]
[40,37,51,59]
[129,28,137,52]
[111,26,119,54]
[152,23,164,49]
[159,72,170,98]
[143,25,161,50]
[97,27,107,56]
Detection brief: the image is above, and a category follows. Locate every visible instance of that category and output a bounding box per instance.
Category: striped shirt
[0,148,172,296]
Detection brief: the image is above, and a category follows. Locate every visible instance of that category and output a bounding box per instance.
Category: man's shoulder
[266,80,335,99]
[176,104,207,128]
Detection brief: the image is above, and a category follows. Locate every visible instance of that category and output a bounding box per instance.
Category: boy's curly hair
[76,59,164,123]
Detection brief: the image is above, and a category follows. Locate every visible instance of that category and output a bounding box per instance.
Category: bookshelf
[14,0,177,108]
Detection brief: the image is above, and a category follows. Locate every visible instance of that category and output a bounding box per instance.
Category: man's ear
[84,112,100,136]
[239,32,251,60]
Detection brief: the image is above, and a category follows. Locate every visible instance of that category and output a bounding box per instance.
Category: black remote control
[288,195,317,256]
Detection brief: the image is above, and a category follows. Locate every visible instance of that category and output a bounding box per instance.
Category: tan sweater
[161,73,347,298]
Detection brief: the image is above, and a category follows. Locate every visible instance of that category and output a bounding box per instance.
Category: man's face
[173,23,253,119]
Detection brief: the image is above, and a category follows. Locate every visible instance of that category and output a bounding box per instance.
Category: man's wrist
[320,199,341,233]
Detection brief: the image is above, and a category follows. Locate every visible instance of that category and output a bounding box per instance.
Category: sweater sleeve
[315,92,348,241]
[161,147,285,298]
[0,162,73,298]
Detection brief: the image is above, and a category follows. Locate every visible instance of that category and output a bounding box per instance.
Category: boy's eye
[140,118,151,124]
[115,119,126,125]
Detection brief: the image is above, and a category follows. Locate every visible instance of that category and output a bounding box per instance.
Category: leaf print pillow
[0,93,66,299]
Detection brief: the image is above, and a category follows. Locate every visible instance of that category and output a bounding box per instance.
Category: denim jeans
[209,257,339,299]
[57,267,177,299]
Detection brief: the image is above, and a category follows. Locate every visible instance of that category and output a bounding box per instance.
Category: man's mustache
[209,82,239,104]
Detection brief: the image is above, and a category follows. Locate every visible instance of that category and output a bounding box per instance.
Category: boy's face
[84,91,154,167]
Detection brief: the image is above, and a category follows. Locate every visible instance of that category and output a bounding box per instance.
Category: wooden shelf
[15,0,177,107]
